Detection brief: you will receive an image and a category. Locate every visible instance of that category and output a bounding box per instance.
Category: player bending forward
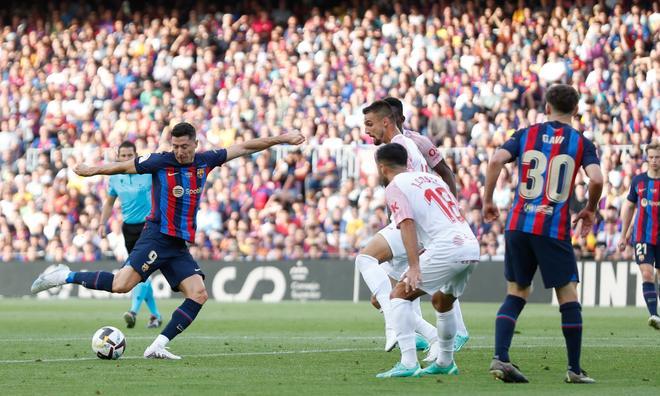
[359,99,469,358]
[100,141,162,329]
[31,122,304,359]
[374,143,479,378]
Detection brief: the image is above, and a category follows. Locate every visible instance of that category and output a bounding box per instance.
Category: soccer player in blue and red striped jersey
[619,140,660,330]
[31,122,305,359]
[483,85,604,384]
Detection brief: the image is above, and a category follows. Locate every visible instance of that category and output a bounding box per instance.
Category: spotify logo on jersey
[172,185,184,198]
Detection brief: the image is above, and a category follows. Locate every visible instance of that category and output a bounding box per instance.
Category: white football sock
[153,334,169,348]
[355,254,393,326]
[412,296,422,316]
[391,298,417,368]
[435,307,456,367]
[412,297,437,342]
[454,299,468,336]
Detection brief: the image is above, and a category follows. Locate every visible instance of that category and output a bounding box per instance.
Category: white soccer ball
[91,326,126,360]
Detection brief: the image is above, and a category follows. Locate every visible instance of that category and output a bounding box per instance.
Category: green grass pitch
[0,300,658,395]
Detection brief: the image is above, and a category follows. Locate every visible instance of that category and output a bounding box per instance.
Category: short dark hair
[375,143,408,168]
[383,97,403,116]
[545,84,579,114]
[118,140,136,153]
[383,97,405,126]
[362,100,396,122]
[171,122,196,140]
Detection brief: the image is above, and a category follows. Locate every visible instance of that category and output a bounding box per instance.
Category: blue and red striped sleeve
[627,175,640,203]
[580,138,600,167]
[500,129,525,160]
[134,152,166,174]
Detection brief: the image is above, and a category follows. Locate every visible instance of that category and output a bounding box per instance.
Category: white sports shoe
[423,339,440,363]
[31,264,71,294]
[649,315,660,330]
[385,327,397,352]
[143,344,181,360]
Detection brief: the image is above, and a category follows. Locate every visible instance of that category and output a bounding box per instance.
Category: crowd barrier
[0,260,648,307]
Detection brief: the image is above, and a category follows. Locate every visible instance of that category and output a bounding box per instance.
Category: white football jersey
[385,171,479,260]
[390,133,431,173]
[403,129,443,170]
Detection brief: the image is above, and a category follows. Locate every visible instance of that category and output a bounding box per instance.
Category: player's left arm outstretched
[74,159,137,177]
[225,132,305,161]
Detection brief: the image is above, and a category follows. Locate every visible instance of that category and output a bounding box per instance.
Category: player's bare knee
[359,235,392,263]
[112,279,133,294]
[506,282,531,300]
[370,294,381,310]
[639,265,654,281]
[390,283,407,299]
[555,282,579,305]
[190,288,208,305]
[431,292,455,313]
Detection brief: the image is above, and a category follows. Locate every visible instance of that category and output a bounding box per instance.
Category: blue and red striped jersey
[627,173,660,245]
[134,149,227,242]
[502,121,600,240]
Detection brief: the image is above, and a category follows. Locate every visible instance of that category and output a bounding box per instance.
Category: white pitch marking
[0,334,654,343]
[0,347,381,364]
[1,342,657,364]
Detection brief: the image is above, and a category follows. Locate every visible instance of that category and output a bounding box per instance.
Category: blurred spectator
[0,0,657,263]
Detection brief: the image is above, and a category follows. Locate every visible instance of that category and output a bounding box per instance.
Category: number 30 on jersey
[519,150,575,203]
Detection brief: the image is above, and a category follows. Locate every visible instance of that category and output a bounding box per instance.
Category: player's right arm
[386,181,421,291]
[618,200,636,251]
[225,132,305,162]
[74,160,137,177]
[618,177,639,251]
[399,218,421,292]
[483,149,513,223]
[483,130,521,223]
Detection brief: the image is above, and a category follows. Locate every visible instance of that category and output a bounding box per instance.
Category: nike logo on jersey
[168,172,179,176]
[194,268,202,272]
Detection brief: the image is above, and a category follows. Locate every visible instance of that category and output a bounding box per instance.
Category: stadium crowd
[0,0,657,264]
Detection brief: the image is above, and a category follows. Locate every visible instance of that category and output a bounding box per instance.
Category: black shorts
[122,222,145,254]
[125,222,203,291]
[634,242,660,268]
[504,230,579,289]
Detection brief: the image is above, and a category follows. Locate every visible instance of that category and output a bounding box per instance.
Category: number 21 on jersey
[424,186,465,223]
